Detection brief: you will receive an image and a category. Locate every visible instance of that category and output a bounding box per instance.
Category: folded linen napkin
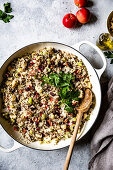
[89,77,113,170]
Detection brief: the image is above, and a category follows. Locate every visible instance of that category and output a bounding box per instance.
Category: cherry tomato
[62,13,77,28]
[47,119,52,126]
[76,8,91,24]
[14,127,18,131]
[50,98,53,101]
[45,105,48,109]
[39,113,42,116]
[74,0,87,8]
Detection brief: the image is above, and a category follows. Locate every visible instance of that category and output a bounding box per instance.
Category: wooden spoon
[63,89,92,170]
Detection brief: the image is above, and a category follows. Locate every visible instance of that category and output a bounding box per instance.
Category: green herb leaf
[104,51,113,64]
[74,90,80,97]
[60,82,70,87]
[49,73,60,86]
[64,98,74,112]
[41,76,49,84]
[2,14,14,23]
[59,86,70,98]
[104,51,113,58]
[62,72,72,82]
[110,59,113,64]
[73,97,79,101]
[41,81,45,86]
[4,2,12,13]
[0,10,7,20]
[65,103,73,113]
[0,3,14,23]
[65,98,72,106]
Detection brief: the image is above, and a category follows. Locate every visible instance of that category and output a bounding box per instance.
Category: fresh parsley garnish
[110,59,113,64]
[58,89,80,112]
[65,103,73,113]
[4,3,12,13]
[3,14,14,23]
[0,10,7,20]
[42,72,74,87]
[42,72,80,113]
[0,3,14,23]
[104,51,113,64]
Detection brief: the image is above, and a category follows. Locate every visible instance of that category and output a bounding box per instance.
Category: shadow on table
[72,13,97,30]
[87,0,94,7]
[88,14,97,25]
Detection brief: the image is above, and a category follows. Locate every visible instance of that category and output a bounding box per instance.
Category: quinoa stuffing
[0,47,95,144]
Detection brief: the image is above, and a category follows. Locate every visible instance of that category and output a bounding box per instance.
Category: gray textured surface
[0,0,113,170]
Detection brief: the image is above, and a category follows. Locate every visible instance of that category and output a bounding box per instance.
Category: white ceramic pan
[0,41,106,152]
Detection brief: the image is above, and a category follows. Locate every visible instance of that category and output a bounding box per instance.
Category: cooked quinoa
[0,47,94,144]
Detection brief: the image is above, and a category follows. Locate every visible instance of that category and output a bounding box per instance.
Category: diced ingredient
[28,97,33,104]
[30,130,33,135]
[12,79,18,88]
[42,114,46,120]
[49,113,54,119]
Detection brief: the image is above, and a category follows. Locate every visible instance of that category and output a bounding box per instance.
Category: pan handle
[73,41,107,79]
[0,139,23,152]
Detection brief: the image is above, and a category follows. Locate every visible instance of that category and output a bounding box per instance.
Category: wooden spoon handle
[63,110,83,170]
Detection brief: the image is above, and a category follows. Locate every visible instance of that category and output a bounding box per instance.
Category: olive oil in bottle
[96,33,113,50]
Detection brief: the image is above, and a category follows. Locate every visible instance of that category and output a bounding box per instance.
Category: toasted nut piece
[49,113,54,119]
[12,79,18,88]
[35,86,42,94]
[61,124,66,129]
[17,68,22,72]
[87,82,92,88]
[11,94,16,102]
